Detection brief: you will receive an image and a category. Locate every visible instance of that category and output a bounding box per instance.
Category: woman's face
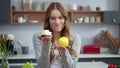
[49,9,65,33]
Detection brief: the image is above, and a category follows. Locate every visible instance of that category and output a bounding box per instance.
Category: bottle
[28,0,32,10]
[7,34,15,56]
[44,0,51,11]
[87,5,92,11]
[70,3,77,11]
[12,5,16,11]
[7,39,14,56]
[96,7,101,11]
[21,0,25,10]
[35,1,41,11]
[79,6,83,11]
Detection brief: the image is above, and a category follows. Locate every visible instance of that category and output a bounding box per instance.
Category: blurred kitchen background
[0,0,120,68]
[0,0,119,54]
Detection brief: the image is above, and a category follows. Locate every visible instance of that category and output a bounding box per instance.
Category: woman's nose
[55,18,60,23]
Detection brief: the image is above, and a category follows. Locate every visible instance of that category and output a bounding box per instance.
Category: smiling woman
[49,9,65,33]
[33,2,81,68]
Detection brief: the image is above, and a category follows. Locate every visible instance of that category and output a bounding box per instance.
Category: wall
[0,0,119,54]
[0,24,119,54]
[11,0,119,11]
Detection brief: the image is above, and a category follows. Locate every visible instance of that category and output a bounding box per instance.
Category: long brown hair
[44,2,77,61]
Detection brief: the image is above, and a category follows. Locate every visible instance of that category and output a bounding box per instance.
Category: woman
[33,2,81,68]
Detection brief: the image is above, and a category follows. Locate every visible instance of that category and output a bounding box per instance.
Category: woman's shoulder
[33,32,41,37]
[33,32,42,40]
[70,33,81,40]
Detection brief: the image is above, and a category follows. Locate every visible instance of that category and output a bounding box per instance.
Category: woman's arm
[33,32,51,68]
[61,35,81,68]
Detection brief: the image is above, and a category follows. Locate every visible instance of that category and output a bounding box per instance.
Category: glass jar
[84,16,89,23]
[96,16,101,23]
[70,3,77,11]
[90,16,95,23]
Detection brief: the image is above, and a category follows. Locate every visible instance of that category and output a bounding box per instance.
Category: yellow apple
[58,37,69,47]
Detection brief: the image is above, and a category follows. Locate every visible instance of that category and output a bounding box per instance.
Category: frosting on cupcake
[41,30,52,37]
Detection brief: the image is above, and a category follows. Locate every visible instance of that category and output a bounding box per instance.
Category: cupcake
[41,30,52,37]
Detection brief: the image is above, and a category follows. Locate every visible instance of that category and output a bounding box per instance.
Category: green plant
[0,35,8,58]
[22,62,35,68]
[0,34,10,68]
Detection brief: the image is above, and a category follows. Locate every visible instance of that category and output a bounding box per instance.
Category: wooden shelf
[11,10,104,24]
[70,11,104,23]
[11,10,46,24]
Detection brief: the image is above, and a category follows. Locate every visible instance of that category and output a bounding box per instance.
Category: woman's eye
[50,17,56,20]
[50,16,64,20]
[59,16,64,19]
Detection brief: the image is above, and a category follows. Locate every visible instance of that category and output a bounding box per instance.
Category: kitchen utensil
[22,46,29,54]
[18,40,24,47]
[18,17,24,23]
[83,44,100,54]
[70,3,77,11]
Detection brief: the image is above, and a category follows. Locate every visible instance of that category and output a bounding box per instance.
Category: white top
[50,59,62,68]
[50,49,62,68]
[33,32,82,68]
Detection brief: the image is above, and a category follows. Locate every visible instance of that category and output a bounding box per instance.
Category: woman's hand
[38,36,52,45]
[57,45,71,53]
[57,46,66,53]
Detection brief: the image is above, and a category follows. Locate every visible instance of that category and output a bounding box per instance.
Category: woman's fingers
[57,46,66,53]
[38,36,52,44]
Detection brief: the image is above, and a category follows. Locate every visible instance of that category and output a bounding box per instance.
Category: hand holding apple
[57,46,66,53]
[58,37,69,47]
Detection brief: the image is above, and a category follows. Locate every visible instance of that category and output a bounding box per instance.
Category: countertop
[0,54,36,59]
[79,54,120,58]
[76,61,108,68]
[0,53,120,59]
[1,61,108,68]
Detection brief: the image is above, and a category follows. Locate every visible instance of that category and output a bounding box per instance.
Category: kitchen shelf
[11,10,46,24]
[70,11,104,23]
[11,10,104,24]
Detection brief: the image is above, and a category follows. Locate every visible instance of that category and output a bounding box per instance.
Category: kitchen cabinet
[0,0,10,24]
[104,11,120,24]
[0,54,120,66]
[11,10,104,24]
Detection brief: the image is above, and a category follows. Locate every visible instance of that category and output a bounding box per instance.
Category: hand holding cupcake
[38,30,52,44]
